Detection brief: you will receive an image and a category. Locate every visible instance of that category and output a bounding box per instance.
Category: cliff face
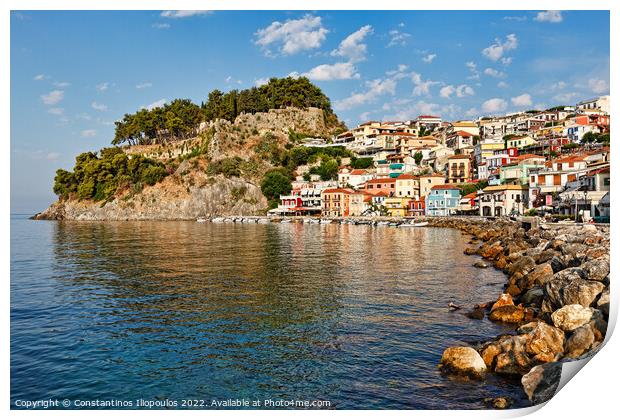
[34,107,341,221]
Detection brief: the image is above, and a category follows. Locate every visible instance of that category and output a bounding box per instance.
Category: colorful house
[321,188,354,217]
[426,185,461,216]
[447,154,472,184]
[479,185,528,217]
[395,173,419,198]
[384,197,411,217]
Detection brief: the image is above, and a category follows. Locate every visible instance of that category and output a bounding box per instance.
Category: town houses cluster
[269,95,610,222]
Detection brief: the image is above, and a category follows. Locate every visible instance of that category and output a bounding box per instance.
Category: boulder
[518,263,553,290]
[580,257,609,282]
[483,397,513,410]
[524,322,565,363]
[551,304,594,332]
[466,307,485,320]
[543,271,604,311]
[489,304,525,323]
[464,247,478,255]
[521,287,544,307]
[491,293,514,311]
[474,261,489,268]
[505,284,521,297]
[565,324,595,358]
[549,256,565,273]
[438,347,487,379]
[596,289,610,318]
[521,363,562,405]
[480,243,504,260]
[492,335,532,375]
[535,249,557,264]
[507,256,536,284]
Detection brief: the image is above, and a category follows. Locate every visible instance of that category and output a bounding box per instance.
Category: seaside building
[426,185,461,216]
[395,173,419,199]
[479,185,528,216]
[321,188,355,217]
[384,197,411,217]
[446,155,472,184]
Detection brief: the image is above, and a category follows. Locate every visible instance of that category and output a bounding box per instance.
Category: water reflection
[11,218,527,409]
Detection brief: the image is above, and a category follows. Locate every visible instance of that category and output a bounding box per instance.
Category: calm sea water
[11,214,528,409]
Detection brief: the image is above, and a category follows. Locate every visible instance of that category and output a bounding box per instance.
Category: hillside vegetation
[41,78,348,219]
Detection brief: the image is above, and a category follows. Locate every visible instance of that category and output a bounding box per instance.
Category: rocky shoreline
[32,212,610,407]
[432,217,609,407]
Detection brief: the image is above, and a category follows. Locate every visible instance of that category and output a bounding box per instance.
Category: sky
[10,10,610,213]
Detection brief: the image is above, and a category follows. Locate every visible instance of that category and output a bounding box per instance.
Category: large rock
[518,263,553,290]
[507,256,536,285]
[580,257,609,282]
[596,289,610,318]
[524,322,565,363]
[551,304,594,332]
[491,293,514,311]
[489,304,525,323]
[565,324,595,358]
[521,287,544,307]
[481,335,532,375]
[480,242,504,260]
[438,347,487,379]
[542,269,604,312]
[521,363,562,405]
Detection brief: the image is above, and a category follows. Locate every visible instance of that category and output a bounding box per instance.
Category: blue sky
[10,10,610,213]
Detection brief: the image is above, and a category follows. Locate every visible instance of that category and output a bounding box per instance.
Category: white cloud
[411,72,440,96]
[588,78,609,94]
[464,107,479,117]
[46,152,61,161]
[500,57,513,65]
[303,62,360,81]
[550,81,567,90]
[553,92,578,103]
[504,16,527,22]
[91,101,107,111]
[386,64,409,78]
[254,78,269,87]
[33,74,47,81]
[483,67,505,78]
[387,29,411,47]
[136,82,152,89]
[254,15,328,56]
[422,54,437,64]
[465,61,480,80]
[53,81,70,88]
[511,93,533,107]
[40,90,64,105]
[535,11,563,23]
[330,25,373,63]
[482,34,518,61]
[96,82,110,91]
[497,81,509,88]
[439,85,455,98]
[144,98,167,110]
[47,108,64,115]
[456,84,475,97]
[81,129,97,138]
[481,98,508,113]
[160,11,212,18]
[334,78,396,111]
[152,23,171,29]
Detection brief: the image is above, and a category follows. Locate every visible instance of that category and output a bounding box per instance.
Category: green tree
[260,169,292,207]
[413,152,423,165]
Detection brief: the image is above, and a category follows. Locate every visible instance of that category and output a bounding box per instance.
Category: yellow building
[419,173,446,198]
[506,135,538,150]
[384,197,411,217]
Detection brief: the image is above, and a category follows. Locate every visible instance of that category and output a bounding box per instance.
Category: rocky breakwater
[431,217,610,407]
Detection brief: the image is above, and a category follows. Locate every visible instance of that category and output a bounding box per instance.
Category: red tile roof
[448,154,471,160]
[432,184,460,190]
[396,173,418,180]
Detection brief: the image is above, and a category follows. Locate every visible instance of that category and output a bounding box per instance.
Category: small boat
[320,219,333,224]
[399,222,429,227]
[196,217,208,223]
[280,219,292,223]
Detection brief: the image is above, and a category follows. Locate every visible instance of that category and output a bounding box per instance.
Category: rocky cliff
[34,107,343,221]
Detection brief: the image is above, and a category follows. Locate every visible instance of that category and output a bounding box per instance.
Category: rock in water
[521,363,563,405]
[466,307,485,320]
[489,304,525,323]
[491,293,514,311]
[474,261,489,268]
[483,397,513,409]
[438,347,487,379]
[551,304,593,332]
